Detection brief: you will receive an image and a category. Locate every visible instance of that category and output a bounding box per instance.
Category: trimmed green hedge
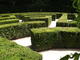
[57,13,77,27]
[15,15,30,21]
[57,21,77,27]
[67,13,76,20]
[29,16,52,26]
[55,14,62,19]
[0,19,19,25]
[16,15,52,26]
[31,27,80,51]
[76,14,80,28]
[0,21,47,39]
[0,15,17,20]
[0,37,42,60]
[31,28,59,51]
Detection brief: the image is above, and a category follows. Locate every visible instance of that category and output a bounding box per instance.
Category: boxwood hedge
[0,21,47,39]
[0,37,42,60]
[31,27,80,51]
[0,19,19,25]
[0,15,17,20]
[16,15,52,26]
[57,13,77,27]
[57,21,77,27]
[29,16,52,26]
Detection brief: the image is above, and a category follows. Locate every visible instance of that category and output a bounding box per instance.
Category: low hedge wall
[76,14,80,28]
[0,21,47,39]
[31,27,80,51]
[16,15,52,26]
[31,28,59,51]
[30,18,49,26]
[15,15,30,21]
[57,13,77,27]
[0,15,17,20]
[55,14,62,19]
[29,16,52,26]
[0,37,42,60]
[67,13,76,20]
[57,21,77,27]
[31,28,60,51]
[0,19,19,25]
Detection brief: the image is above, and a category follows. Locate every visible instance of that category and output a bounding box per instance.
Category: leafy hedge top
[31,27,80,33]
[0,19,19,22]
[0,37,42,60]
[0,21,45,28]
[57,13,77,25]
[0,15,17,20]
[58,13,68,22]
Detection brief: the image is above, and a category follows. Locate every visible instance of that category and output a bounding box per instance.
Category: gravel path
[13,37,80,60]
[13,21,80,60]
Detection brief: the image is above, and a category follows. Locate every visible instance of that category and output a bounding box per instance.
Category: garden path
[13,37,80,60]
[13,21,80,60]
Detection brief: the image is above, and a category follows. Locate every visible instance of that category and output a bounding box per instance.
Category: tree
[72,0,80,28]
[72,0,80,12]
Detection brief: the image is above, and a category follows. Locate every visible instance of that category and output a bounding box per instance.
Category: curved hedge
[16,15,52,26]
[0,37,42,60]
[0,21,47,39]
[31,27,80,51]
[57,13,77,27]
[0,19,19,25]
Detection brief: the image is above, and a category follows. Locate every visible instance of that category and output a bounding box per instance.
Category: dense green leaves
[60,52,80,60]
[57,13,77,27]
[72,0,80,12]
[0,21,47,39]
[31,27,80,51]
[0,37,42,60]
[0,0,75,12]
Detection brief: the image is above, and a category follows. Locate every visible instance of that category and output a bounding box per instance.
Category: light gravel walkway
[13,20,80,60]
[39,50,80,60]
[13,37,31,47]
[13,37,80,60]
[48,19,58,28]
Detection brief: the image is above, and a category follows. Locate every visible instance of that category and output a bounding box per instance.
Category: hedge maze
[0,12,79,60]
[56,13,77,27]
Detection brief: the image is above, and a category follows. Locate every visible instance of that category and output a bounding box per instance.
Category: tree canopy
[72,0,80,12]
[0,0,76,13]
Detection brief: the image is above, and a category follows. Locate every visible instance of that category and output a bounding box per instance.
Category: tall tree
[72,0,80,12]
[72,0,80,28]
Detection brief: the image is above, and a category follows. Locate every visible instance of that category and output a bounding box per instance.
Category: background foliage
[0,0,76,13]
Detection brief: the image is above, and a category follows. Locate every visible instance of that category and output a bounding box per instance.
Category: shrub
[57,21,77,27]
[76,14,80,28]
[60,55,70,60]
[31,28,60,51]
[15,15,30,21]
[0,37,42,60]
[0,15,17,20]
[67,13,76,20]
[0,15,10,17]
[31,27,80,51]
[55,14,62,19]
[30,16,52,26]
[57,13,77,27]
[0,19,19,25]
[52,15,56,21]
[0,21,47,39]
[60,52,80,60]
[16,15,52,26]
